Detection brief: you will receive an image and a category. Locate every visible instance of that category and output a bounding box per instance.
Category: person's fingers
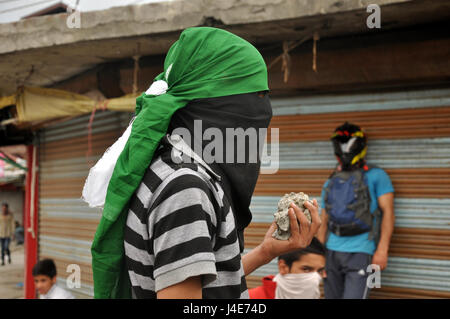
[287,207,300,235]
[290,202,303,213]
[265,221,277,239]
[304,199,321,235]
[311,198,322,233]
[304,198,318,212]
[291,203,309,235]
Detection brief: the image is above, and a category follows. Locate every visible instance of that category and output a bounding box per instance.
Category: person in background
[14,221,24,245]
[249,237,326,299]
[0,202,15,266]
[32,259,75,299]
[317,122,395,299]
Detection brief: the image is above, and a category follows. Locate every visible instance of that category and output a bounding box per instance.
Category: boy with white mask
[249,237,326,299]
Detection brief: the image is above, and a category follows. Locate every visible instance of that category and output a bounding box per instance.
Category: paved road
[0,242,24,299]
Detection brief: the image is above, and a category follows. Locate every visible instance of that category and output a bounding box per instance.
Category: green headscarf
[91,27,269,298]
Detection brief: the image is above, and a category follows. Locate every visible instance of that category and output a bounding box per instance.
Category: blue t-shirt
[320,167,394,255]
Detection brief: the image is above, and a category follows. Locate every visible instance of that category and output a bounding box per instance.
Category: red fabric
[249,275,276,299]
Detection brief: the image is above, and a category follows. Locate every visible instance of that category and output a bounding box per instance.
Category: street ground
[0,242,24,299]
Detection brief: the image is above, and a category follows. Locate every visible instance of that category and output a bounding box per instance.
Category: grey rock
[272,192,312,240]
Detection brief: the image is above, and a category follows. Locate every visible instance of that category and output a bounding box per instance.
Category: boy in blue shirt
[317,122,395,299]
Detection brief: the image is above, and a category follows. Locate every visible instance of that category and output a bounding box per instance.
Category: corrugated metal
[271,88,450,115]
[254,168,450,198]
[268,106,450,142]
[41,130,125,161]
[271,138,450,169]
[246,88,450,299]
[38,111,132,298]
[245,221,450,262]
[35,88,450,298]
[41,111,131,142]
[249,197,450,230]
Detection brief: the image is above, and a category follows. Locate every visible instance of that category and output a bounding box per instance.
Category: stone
[272,192,312,240]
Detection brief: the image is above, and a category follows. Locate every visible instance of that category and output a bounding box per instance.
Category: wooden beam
[49,22,450,97]
[263,22,450,96]
[97,62,125,98]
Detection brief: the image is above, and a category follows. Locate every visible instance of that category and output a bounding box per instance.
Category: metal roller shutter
[38,111,132,298]
[35,88,450,298]
[245,88,450,299]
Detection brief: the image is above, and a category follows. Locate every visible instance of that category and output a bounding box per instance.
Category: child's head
[278,237,326,277]
[32,259,57,295]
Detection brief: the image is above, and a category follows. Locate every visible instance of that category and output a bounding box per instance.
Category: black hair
[32,259,57,278]
[2,202,8,208]
[278,237,326,269]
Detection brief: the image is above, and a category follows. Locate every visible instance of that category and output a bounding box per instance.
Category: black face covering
[331,122,367,171]
[167,92,272,249]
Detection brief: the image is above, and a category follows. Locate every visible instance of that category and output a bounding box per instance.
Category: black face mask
[331,122,367,171]
[339,152,357,170]
[167,92,272,250]
[333,140,367,171]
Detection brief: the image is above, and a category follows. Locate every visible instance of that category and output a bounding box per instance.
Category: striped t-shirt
[124,136,248,299]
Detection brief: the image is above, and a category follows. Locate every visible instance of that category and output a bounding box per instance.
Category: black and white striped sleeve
[149,169,218,292]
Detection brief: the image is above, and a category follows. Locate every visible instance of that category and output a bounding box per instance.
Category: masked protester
[317,122,395,299]
[89,27,322,299]
[249,237,326,299]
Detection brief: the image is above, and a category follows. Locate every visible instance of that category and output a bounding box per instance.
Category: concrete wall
[2,0,450,95]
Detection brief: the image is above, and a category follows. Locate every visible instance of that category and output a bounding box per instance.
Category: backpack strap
[323,170,337,215]
[363,164,382,244]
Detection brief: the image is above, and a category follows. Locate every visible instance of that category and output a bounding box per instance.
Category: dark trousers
[0,237,11,261]
[324,249,372,299]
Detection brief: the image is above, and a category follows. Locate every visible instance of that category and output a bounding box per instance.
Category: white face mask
[273,272,322,299]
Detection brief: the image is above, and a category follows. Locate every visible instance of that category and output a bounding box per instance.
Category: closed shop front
[38,111,132,298]
[245,87,450,298]
[35,87,450,299]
